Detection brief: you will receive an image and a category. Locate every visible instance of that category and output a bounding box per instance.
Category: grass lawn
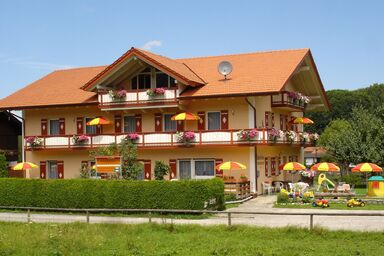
[0,222,383,255]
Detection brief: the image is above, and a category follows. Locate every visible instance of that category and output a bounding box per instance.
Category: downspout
[7,110,25,162]
[245,97,258,193]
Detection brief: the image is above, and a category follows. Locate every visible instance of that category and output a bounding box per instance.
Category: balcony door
[47,161,58,179]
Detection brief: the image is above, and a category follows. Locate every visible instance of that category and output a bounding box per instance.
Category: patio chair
[274,181,284,192]
[262,182,274,195]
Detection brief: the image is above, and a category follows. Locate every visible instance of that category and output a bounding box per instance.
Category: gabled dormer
[81,47,205,111]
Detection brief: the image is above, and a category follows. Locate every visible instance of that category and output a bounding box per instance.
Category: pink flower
[184,131,195,140]
[126,133,139,140]
[249,129,258,138]
[116,90,127,98]
[154,88,166,95]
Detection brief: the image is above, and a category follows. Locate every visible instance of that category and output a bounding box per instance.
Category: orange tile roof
[178,49,309,97]
[0,66,105,109]
[0,48,319,109]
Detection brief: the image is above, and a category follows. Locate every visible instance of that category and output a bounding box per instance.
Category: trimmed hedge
[0,178,224,210]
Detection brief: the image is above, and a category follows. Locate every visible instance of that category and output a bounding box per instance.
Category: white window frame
[206,111,221,130]
[177,158,215,180]
[123,115,136,133]
[49,119,60,135]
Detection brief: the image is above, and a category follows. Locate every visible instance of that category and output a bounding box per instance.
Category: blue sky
[1,0,383,99]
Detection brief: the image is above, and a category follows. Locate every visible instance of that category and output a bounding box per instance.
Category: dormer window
[130,67,176,90]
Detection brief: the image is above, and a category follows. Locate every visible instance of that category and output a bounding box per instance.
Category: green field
[0,222,382,255]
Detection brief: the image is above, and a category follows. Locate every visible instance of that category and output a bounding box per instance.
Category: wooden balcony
[24,129,314,151]
[271,91,305,111]
[98,88,179,110]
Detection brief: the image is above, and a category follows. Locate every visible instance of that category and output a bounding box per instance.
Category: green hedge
[0,178,224,210]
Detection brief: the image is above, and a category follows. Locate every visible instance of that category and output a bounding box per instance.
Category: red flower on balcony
[176,131,196,145]
[146,88,166,97]
[72,134,90,145]
[125,133,139,142]
[25,136,43,148]
[237,129,259,141]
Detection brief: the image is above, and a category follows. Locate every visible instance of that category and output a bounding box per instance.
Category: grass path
[0,222,383,255]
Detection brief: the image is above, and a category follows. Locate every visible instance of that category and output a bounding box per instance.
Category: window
[131,67,151,90]
[155,69,176,88]
[164,114,176,131]
[195,160,215,177]
[49,120,60,135]
[179,160,191,179]
[207,112,221,130]
[85,118,97,135]
[178,159,215,179]
[47,161,58,179]
[124,116,136,133]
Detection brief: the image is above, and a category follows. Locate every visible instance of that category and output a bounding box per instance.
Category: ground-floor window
[178,159,215,179]
[47,161,58,179]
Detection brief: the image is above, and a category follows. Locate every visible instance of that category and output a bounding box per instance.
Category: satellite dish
[218,61,233,79]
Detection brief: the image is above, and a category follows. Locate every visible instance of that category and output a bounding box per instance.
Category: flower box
[146,88,166,97]
[285,130,296,144]
[72,135,90,145]
[268,128,284,143]
[125,133,139,142]
[237,129,258,141]
[25,136,43,148]
[176,131,196,145]
[108,90,127,101]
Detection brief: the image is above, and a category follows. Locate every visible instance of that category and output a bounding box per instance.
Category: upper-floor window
[85,117,97,135]
[155,69,176,88]
[49,120,60,135]
[124,116,136,133]
[207,112,221,130]
[131,67,176,90]
[164,114,176,131]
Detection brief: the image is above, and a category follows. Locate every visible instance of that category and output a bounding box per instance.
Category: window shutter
[220,110,229,130]
[58,161,64,179]
[290,116,295,131]
[197,111,205,130]
[40,161,46,179]
[264,112,269,128]
[285,115,289,130]
[276,157,281,176]
[264,157,269,177]
[135,114,142,132]
[169,159,177,180]
[271,157,276,176]
[280,114,283,130]
[59,118,65,135]
[271,113,275,128]
[114,115,122,133]
[155,113,163,132]
[96,124,102,134]
[76,117,84,134]
[215,158,223,178]
[144,160,151,180]
[41,119,48,136]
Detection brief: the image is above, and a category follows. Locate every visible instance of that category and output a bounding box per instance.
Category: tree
[154,161,170,180]
[0,150,8,177]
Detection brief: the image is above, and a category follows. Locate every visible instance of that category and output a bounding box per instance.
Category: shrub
[276,192,289,203]
[0,178,225,210]
[154,161,170,180]
[0,151,7,178]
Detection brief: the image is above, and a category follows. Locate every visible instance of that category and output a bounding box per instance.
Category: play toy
[347,198,366,208]
[312,199,329,208]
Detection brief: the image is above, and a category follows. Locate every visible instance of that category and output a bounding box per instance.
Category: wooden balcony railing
[98,88,179,110]
[24,129,315,150]
[271,91,305,110]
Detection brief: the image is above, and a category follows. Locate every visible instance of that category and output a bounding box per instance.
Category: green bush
[0,151,8,178]
[0,178,224,210]
[276,192,289,203]
[154,161,170,180]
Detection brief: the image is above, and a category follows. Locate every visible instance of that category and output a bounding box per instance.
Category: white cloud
[141,40,162,51]
[0,56,75,70]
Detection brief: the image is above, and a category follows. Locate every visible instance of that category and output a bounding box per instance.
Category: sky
[1,0,383,99]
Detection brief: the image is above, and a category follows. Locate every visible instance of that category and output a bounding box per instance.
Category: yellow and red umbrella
[86,117,111,126]
[279,162,306,171]
[13,162,38,170]
[290,117,314,124]
[352,163,382,173]
[171,112,200,121]
[216,161,246,171]
[311,162,340,172]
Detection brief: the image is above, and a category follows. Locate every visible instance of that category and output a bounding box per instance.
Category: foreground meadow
[0,222,382,255]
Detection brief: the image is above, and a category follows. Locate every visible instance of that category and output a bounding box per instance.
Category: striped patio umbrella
[216,161,247,171]
[86,117,111,126]
[13,162,38,170]
[311,162,340,172]
[352,163,383,173]
[279,162,306,171]
[291,117,314,124]
[171,112,200,121]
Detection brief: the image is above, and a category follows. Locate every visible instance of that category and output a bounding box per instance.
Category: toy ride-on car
[347,198,366,208]
[312,199,329,208]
